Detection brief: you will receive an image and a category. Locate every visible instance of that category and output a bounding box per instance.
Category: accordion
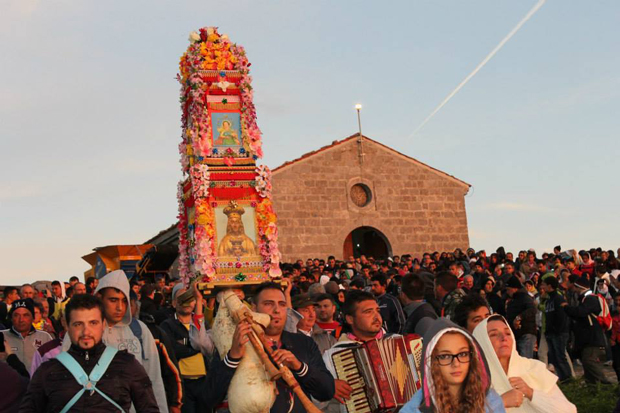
[330,334,423,413]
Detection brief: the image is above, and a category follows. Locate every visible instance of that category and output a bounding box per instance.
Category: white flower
[221,34,229,42]
[189,31,200,43]
[207,27,215,36]
[216,80,231,92]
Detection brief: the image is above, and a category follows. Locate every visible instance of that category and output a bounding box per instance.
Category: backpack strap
[56,351,88,386]
[56,347,124,413]
[89,346,118,382]
[129,318,146,360]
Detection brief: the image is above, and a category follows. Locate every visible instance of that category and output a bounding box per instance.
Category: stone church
[271,134,470,262]
[144,133,470,268]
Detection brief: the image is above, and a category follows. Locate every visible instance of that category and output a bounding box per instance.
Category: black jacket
[565,292,607,351]
[377,293,406,334]
[1,354,29,413]
[141,313,182,408]
[19,342,159,413]
[486,292,505,317]
[402,302,438,335]
[506,290,537,339]
[140,297,158,319]
[203,330,335,413]
[544,290,569,336]
[160,314,208,376]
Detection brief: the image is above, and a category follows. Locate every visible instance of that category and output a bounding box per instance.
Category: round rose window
[350,184,372,207]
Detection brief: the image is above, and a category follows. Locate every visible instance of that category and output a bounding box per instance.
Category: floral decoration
[176,27,281,283]
[256,198,281,277]
[176,182,191,284]
[178,26,263,167]
[193,198,217,279]
[255,165,273,198]
[189,164,209,198]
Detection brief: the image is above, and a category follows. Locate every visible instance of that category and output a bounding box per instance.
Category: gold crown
[223,200,245,217]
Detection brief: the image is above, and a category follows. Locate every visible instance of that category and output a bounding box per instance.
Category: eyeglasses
[434,351,472,366]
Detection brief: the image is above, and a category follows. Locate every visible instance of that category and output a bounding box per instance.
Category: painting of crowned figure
[215,200,260,260]
[211,112,242,149]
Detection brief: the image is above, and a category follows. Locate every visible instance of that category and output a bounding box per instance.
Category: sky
[2,0,619,285]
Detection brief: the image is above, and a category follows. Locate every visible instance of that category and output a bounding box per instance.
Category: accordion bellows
[330,335,423,413]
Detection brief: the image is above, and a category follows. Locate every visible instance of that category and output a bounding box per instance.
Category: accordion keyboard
[332,349,372,413]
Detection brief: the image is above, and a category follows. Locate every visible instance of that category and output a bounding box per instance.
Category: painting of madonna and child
[214,200,262,263]
[211,112,243,152]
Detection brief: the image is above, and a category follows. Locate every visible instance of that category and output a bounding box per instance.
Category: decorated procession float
[176,27,281,295]
[174,27,324,413]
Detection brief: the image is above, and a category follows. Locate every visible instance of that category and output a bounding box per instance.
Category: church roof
[272,134,470,188]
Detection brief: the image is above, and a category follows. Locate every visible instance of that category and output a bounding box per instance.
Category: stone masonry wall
[271,138,470,261]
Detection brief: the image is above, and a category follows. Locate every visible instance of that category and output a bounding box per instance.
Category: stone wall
[271,137,470,261]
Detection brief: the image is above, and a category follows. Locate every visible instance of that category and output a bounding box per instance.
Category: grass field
[560,378,619,412]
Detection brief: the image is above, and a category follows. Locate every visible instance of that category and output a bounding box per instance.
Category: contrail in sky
[410,0,546,138]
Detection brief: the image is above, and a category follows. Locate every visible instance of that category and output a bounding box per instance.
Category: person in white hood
[473,315,575,413]
[63,270,169,413]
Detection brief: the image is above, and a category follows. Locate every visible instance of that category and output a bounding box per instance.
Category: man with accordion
[323,291,423,413]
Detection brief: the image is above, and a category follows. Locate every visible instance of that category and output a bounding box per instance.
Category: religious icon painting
[210,111,243,152]
[213,200,261,261]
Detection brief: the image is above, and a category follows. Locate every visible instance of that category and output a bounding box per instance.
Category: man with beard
[61,270,170,412]
[20,294,158,412]
[322,291,386,409]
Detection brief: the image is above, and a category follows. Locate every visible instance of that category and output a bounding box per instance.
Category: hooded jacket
[473,315,576,413]
[401,318,504,413]
[61,270,169,413]
[51,282,69,320]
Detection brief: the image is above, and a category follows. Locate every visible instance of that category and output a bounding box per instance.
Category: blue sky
[2,0,619,285]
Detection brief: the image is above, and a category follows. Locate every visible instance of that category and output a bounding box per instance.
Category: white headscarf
[55,281,67,303]
[473,315,557,412]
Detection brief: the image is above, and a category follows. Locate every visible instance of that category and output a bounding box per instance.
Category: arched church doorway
[343,226,392,260]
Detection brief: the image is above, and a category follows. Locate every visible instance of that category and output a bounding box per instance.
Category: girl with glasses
[401,319,505,413]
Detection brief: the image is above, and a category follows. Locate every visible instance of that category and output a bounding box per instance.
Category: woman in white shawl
[473,315,576,412]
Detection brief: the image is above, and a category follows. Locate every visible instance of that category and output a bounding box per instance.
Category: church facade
[271,134,470,262]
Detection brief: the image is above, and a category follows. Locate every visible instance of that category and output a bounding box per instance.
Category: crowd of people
[1,245,620,412]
